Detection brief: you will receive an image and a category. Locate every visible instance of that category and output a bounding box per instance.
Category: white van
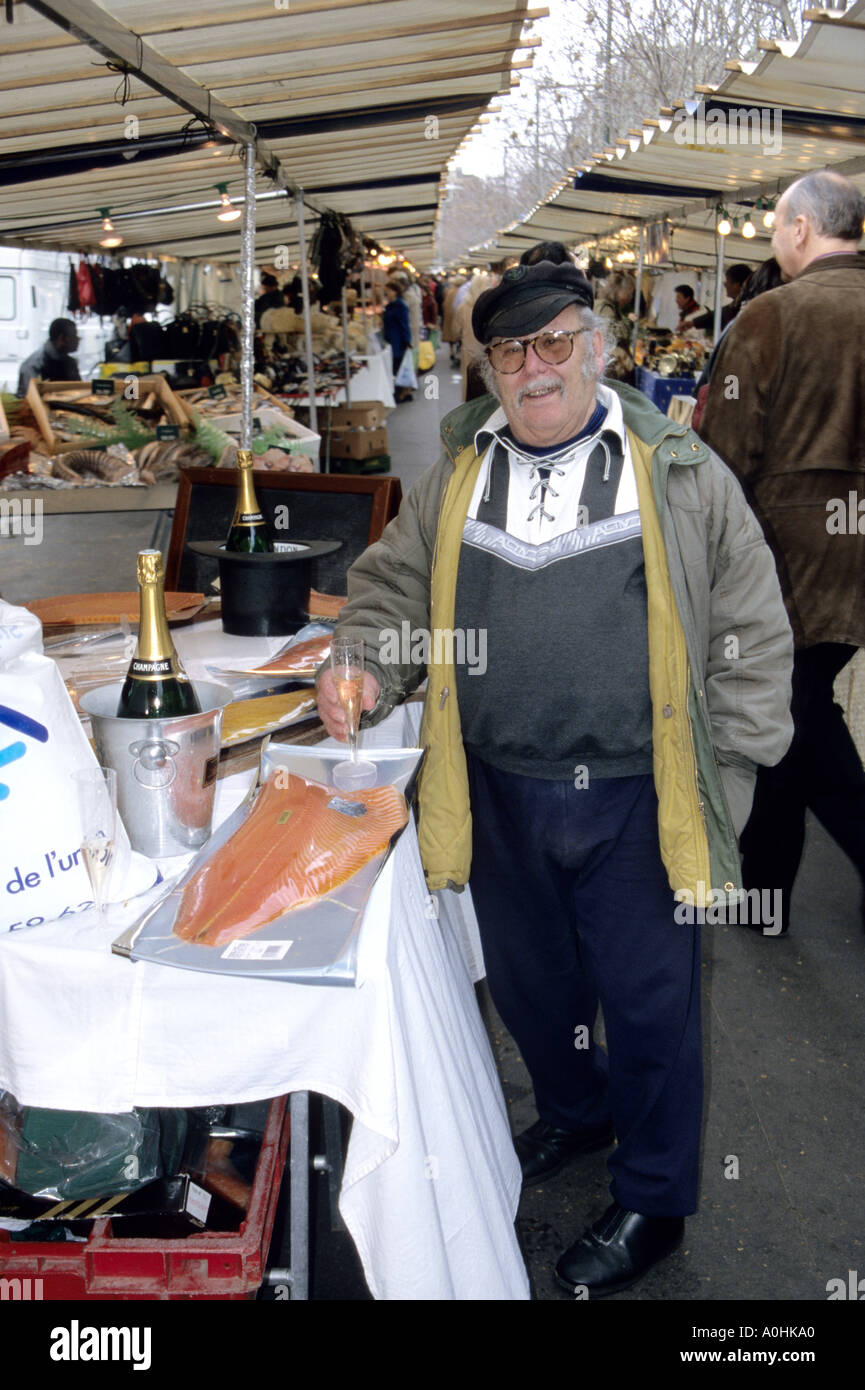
[0,247,111,393]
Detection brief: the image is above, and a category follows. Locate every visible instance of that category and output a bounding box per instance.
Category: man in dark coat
[16,319,80,395]
[698,169,865,933]
[254,273,284,326]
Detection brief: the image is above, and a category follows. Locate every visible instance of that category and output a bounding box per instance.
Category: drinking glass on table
[72,766,117,919]
[330,637,377,789]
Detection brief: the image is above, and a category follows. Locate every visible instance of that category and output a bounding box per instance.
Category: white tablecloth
[0,624,525,1300]
[289,345,396,410]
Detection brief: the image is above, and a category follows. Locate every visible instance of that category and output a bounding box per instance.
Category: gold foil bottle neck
[137,549,164,586]
[236,449,255,471]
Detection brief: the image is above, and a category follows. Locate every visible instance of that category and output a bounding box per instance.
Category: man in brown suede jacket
[699,169,865,933]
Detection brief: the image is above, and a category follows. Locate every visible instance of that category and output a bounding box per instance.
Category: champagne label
[236,512,265,524]
[130,658,172,677]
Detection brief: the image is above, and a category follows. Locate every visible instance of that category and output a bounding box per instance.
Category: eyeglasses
[484,327,591,374]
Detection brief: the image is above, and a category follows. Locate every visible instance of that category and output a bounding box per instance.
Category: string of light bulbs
[715,197,777,237]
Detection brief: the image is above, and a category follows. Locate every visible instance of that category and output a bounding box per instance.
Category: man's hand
[317,667,381,741]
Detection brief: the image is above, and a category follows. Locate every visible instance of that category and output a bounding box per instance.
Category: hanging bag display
[76,260,96,311]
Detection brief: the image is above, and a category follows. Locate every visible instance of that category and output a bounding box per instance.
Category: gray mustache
[516,377,564,406]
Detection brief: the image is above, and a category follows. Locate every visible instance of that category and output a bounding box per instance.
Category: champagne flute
[330,637,377,790]
[73,766,117,920]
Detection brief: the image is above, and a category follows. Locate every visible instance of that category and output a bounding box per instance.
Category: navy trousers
[467,754,702,1217]
[741,643,865,926]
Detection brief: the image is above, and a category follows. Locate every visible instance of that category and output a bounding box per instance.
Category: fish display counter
[0,620,527,1301]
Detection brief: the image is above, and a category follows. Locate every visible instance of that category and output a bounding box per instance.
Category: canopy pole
[296,190,318,440]
[359,261,369,350]
[239,141,257,452]
[341,286,352,407]
[631,224,645,359]
[714,232,725,342]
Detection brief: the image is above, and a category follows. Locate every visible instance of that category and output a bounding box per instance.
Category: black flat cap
[472,260,594,344]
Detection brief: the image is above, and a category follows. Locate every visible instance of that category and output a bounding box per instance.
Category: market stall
[457,1,865,394]
[0,0,540,1302]
[0,611,526,1301]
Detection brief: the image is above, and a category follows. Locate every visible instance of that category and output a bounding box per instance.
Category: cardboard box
[326,426,388,460]
[327,399,388,430]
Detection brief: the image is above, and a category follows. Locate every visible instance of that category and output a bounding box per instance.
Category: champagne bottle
[225,449,273,552]
[116,550,201,719]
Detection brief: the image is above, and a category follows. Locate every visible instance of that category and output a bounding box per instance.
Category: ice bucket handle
[128,738,180,788]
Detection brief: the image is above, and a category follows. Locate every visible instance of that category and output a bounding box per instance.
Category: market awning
[459,1,865,271]
[0,0,543,267]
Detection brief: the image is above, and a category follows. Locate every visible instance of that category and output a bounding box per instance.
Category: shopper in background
[381,279,413,402]
[394,271,422,361]
[16,318,80,395]
[441,276,465,368]
[698,169,865,934]
[596,271,637,381]
[519,240,576,266]
[691,258,784,430]
[460,261,517,401]
[720,263,753,327]
[281,274,305,314]
[254,273,284,326]
[421,278,439,348]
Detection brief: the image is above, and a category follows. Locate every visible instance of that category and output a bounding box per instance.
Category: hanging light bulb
[604,256,613,269]
[716,206,732,236]
[763,207,776,228]
[215,184,241,222]
[98,208,122,248]
[742,215,757,239]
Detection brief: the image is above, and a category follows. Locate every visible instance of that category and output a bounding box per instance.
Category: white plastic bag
[0,599,155,934]
[395,349,418,391]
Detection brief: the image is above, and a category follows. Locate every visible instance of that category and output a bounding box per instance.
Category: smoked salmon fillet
[173,772,407,947]
[240,631,332,678]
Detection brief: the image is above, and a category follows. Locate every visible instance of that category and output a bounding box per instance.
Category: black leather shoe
[555,1202,684,1297]
[514,1119,615,1187]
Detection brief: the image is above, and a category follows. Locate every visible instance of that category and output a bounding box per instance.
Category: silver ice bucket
[80,681,234,858]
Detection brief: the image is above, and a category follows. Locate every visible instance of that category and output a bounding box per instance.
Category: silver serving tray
[112,744,424,985]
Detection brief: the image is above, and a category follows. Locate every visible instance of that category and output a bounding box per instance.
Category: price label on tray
[156,424,180,440]
[221,939,294,961]
[91,379,115,396]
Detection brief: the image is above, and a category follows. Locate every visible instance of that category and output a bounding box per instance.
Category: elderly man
[16,318,80,395]
[318,259,793,1296]
[699,170,865,935]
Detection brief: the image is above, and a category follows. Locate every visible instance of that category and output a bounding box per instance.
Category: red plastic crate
[0,1096,289,1300]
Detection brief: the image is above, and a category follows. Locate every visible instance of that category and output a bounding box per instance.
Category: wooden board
[24,590,205,626]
